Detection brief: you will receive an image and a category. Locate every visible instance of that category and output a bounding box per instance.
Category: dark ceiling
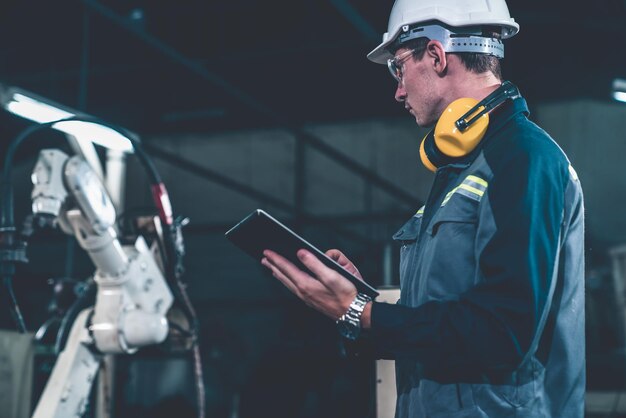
[0,0,625,136]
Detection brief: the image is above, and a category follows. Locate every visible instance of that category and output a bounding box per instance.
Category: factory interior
[1,0,626,417]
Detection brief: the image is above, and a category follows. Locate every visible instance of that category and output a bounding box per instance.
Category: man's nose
[395,82,406,102]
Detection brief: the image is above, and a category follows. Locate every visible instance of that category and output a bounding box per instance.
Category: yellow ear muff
[435,97,489,157]
[419,138,438,172]
[419,97,490,172]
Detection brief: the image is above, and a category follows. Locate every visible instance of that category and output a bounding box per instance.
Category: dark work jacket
[364,97,585,417]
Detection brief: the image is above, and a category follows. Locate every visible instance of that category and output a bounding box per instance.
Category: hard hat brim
[367,42,394,65]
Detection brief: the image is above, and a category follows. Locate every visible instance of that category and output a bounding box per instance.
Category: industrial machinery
[0,111,204,417]
[29,149,174,417]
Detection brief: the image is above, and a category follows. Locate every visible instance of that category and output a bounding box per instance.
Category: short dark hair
[456,53,502,80]
[394,31,503,80]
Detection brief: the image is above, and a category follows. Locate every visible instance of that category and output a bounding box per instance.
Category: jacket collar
[484,96,529,138]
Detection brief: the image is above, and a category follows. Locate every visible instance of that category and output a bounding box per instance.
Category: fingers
[261,256,302,298]
[325,248,362,279]
[262,250,327,308]
[262,250,326,295]
[262,250,309,285]
[326,249,351,267]
[325,249,344,261]
[262,249,357,319]
[296,249,337,285]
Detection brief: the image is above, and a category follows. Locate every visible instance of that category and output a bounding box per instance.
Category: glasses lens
[388,49,414,83]
[387,59,401,82]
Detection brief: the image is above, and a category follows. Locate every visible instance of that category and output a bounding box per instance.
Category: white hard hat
[367,0,520,64]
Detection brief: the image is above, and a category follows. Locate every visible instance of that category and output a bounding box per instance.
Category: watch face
[337,320,360,340]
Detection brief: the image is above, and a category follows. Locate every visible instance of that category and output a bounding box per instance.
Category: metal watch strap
[338,293,371,326]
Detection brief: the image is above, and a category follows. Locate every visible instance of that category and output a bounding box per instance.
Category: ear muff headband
[420,81,520,172]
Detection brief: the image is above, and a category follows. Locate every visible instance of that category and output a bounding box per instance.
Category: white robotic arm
[31,149,174,417]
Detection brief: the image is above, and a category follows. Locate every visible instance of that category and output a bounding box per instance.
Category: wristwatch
[336,293,372,340]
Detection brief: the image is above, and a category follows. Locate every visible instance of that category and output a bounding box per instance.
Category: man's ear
[426,40,447,74]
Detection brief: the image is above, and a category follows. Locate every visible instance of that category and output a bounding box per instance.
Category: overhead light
[0,84,134,152]
[612,78,626,104]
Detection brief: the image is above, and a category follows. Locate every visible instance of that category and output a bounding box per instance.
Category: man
[261,0,585,416]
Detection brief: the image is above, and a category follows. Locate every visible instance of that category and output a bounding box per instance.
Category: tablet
[225,209,379,298]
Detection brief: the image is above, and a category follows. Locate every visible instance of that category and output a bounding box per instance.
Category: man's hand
[325,249,363,280]
[261,249,358,321]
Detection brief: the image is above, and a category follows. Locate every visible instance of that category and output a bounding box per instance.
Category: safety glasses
[387,49,417,83]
